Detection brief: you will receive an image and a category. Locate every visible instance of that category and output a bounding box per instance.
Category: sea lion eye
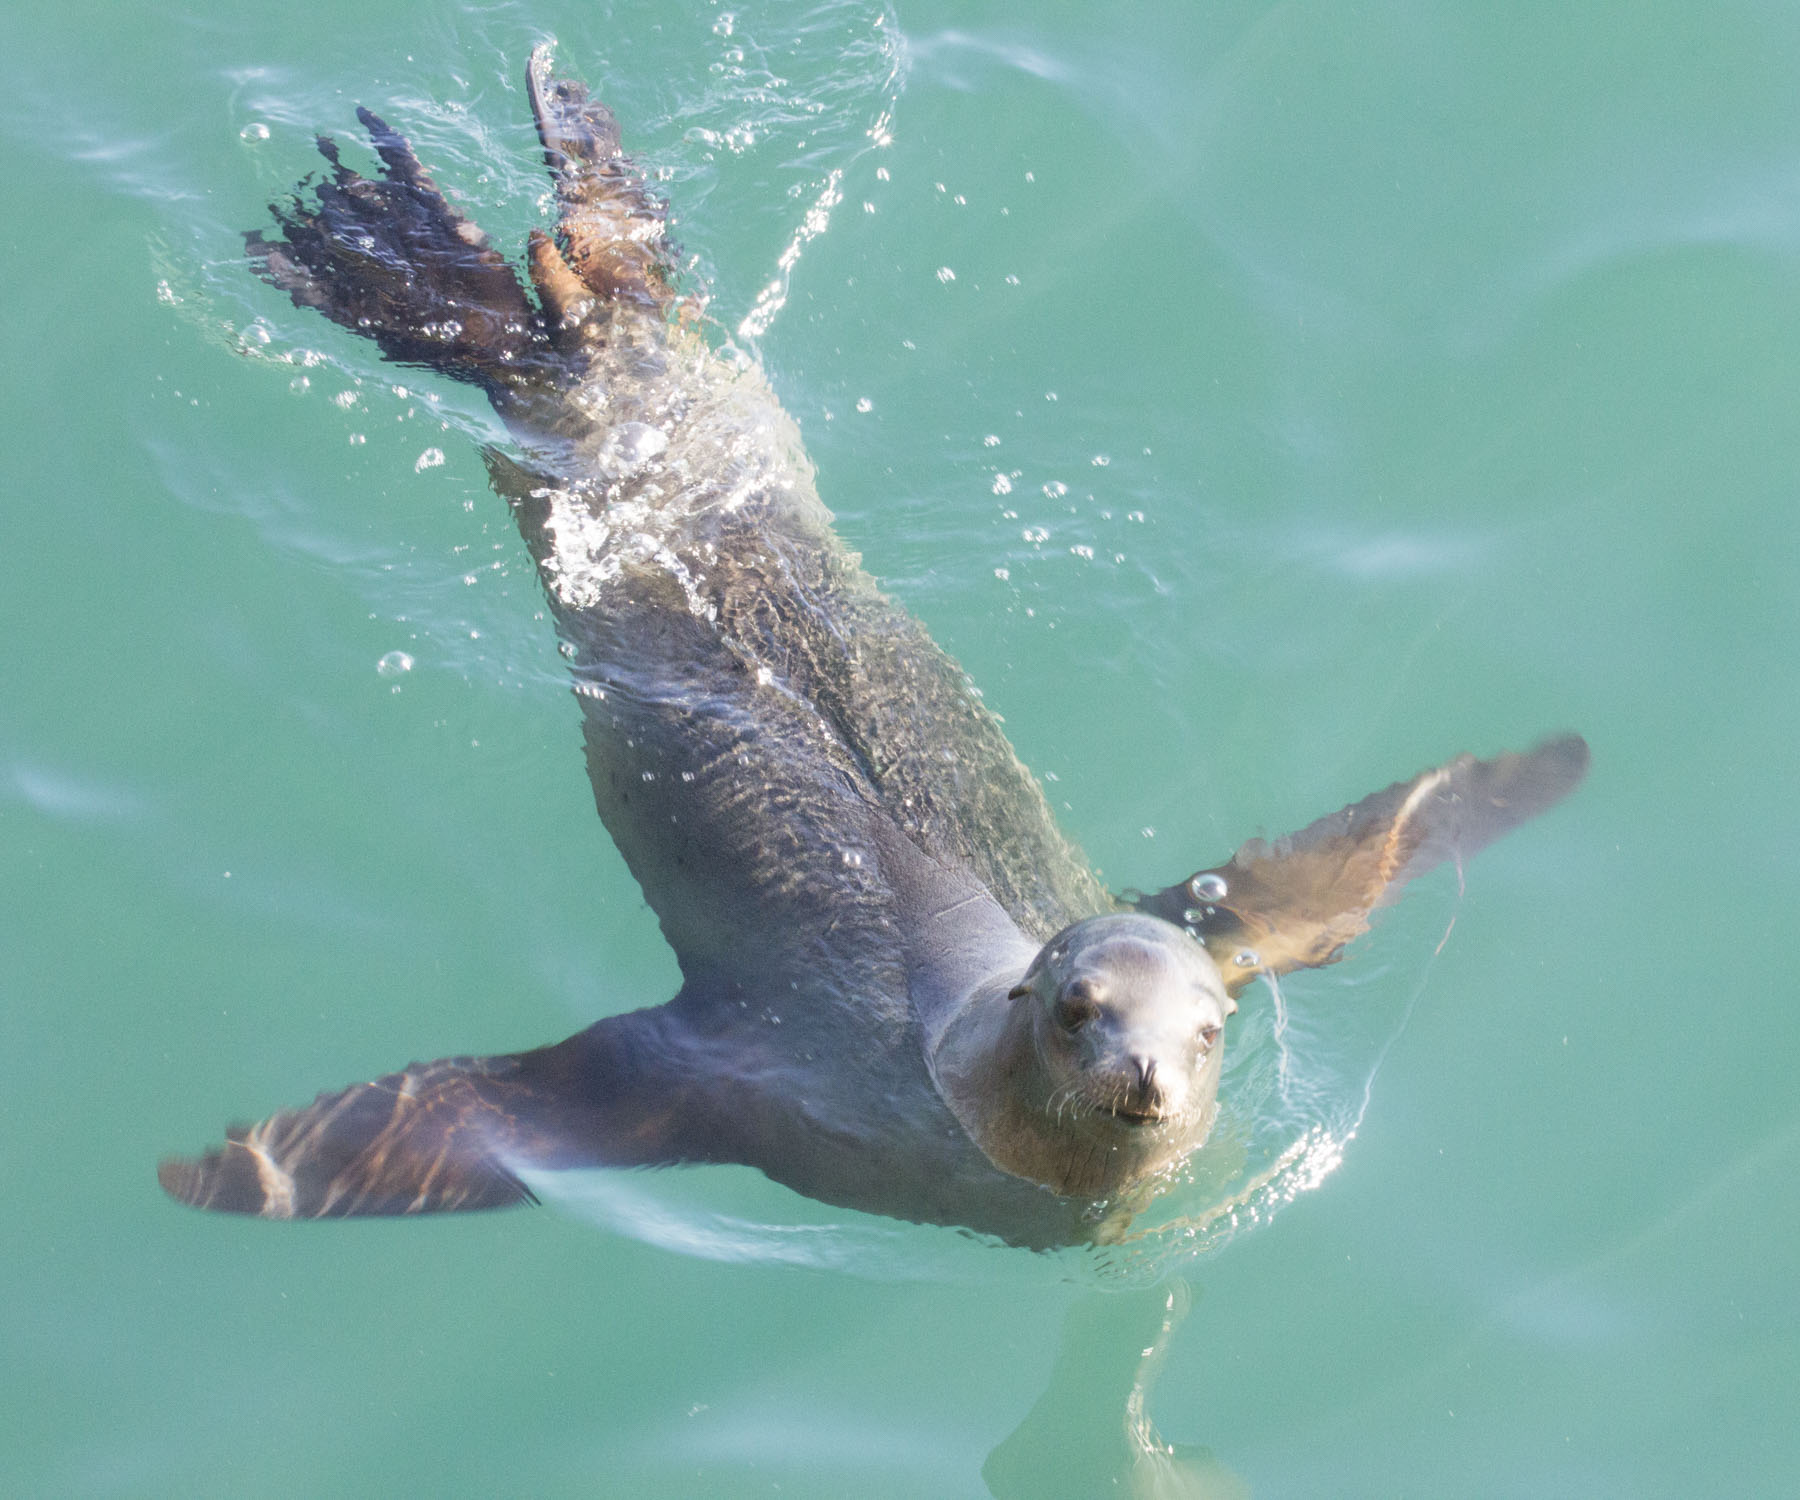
[1198,1022,1222,1049]
[1053,982,1098,1033]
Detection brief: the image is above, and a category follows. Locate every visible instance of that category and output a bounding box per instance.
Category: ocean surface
[5,1,1798,1494]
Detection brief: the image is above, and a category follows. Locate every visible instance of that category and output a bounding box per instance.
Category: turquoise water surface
[5,1,1798,1494]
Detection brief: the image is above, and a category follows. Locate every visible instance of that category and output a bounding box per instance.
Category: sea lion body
[475,204,1134,1246]
[157,50,1589,1244]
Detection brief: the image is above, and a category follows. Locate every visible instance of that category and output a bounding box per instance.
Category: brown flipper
[1131,735,1590,995]
[247,109,554,398]
[525,43,679,313]
[158,1010,701,1218]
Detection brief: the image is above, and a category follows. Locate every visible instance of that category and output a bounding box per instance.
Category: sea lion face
[1006,913,1233,1197]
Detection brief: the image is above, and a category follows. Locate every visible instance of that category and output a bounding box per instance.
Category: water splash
[732,12,907,339]
[738,168,846,339]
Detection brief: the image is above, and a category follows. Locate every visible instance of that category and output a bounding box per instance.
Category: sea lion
[157,48,1589,1247]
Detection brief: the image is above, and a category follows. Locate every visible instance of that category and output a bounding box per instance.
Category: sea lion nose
[1129,1054,1160,1106]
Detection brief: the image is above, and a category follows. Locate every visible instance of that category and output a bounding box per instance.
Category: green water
[6,0,1798,1493]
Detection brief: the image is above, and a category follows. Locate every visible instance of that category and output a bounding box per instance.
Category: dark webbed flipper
[158,1011,702,1218]
[1132,735,1590,995]
[247,110,553,395]
[248,49,684,376]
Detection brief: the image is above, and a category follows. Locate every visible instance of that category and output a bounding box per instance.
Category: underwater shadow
[984,1280,1249,1499]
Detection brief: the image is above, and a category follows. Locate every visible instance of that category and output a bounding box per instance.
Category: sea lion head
[954,913,1234,1200]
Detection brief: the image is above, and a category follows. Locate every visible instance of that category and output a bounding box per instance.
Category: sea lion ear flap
[1130,735,1590,996]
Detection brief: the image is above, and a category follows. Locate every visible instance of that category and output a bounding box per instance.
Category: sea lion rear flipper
[247,111,553,397]
[525,43,680,320]
[1130,734,1590,995]
[248,50,683,391]
[157,1008,697,1218]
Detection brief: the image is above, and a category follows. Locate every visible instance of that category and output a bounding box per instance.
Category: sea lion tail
[157,1013,694,1218]
[247,111,553,398]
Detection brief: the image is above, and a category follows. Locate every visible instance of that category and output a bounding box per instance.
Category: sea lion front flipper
[158,1006,702,1218]
[1130,734,1590,995]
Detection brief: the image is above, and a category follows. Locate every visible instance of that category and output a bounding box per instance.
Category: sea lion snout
[1114,1053,1169,1123]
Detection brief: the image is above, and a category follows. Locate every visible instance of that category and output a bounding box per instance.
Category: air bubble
[855,397,873,413]
[1189,872,1228,901]
[240,122,271,142]
[935,266,956,283]
[1233,950,1260,970]
[376,651,414,677]
[415,447,446,472]
[598,421,669,476]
